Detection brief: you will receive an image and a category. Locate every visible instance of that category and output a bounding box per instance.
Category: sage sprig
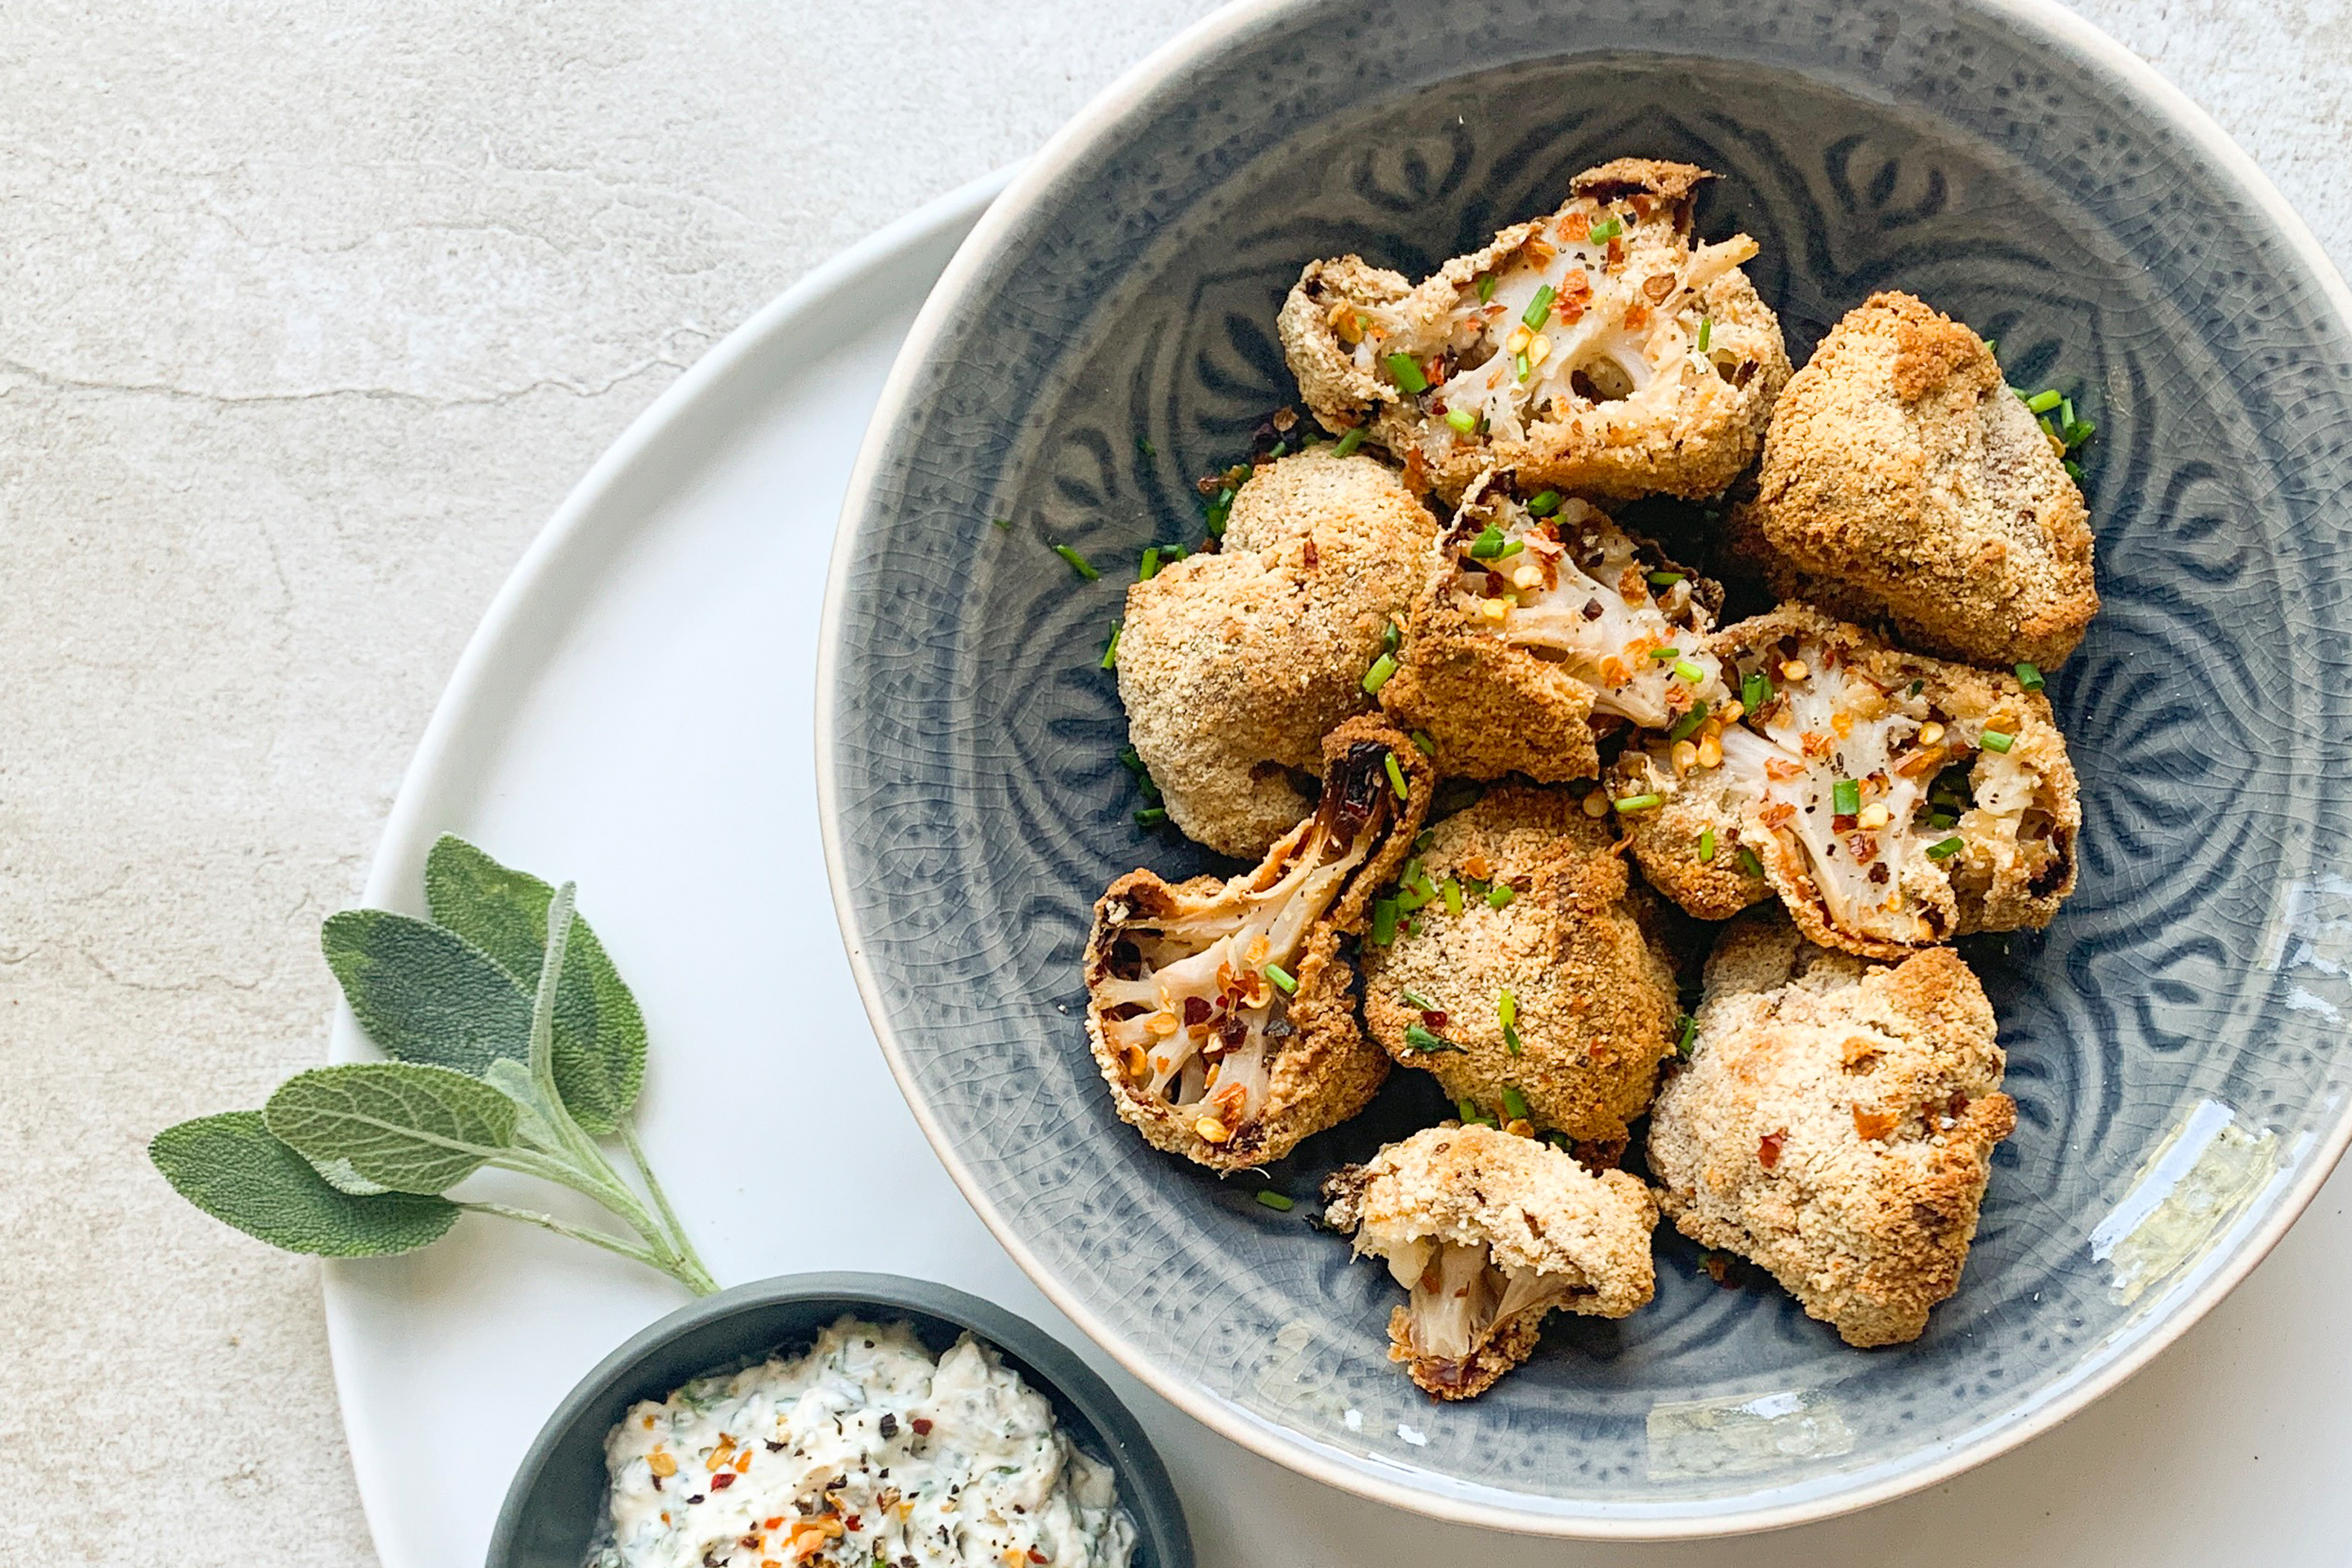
[149,836,715,1294]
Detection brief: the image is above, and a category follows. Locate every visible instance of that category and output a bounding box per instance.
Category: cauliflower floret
[1116,446,1440,858]
[1278,158,1791,505]
[1322,1123,1658,1399]
[1085,717,1433,1169]
[1378,477,1727,781]
[1611,604,2078,959]
[1733,292,2099,669]
[1361,786,1679,1152]
[1647,909,2016,1347]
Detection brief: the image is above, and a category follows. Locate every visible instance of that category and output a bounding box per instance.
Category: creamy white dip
[597,1316,1138,1568]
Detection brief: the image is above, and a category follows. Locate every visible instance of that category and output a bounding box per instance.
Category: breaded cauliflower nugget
[1361,786,1678,1150]
[1647,909,2016,1346]
[1611,604,2078,959]
[1278,158,1790,504]
[1323,1123,1658,1398]
[1085,717,1433,1171]
[1378,476,1726,782]
[1734,292,2098,669]
[1117,446,1440,858]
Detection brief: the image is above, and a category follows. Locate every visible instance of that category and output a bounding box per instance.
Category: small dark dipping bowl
[488,1272,1193,1568]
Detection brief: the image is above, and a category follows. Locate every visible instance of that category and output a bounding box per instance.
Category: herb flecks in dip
[599,1317,1137,1568]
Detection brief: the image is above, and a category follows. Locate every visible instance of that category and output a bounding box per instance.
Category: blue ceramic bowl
[818,0,2352,1538]
[487,1274,1192,1567]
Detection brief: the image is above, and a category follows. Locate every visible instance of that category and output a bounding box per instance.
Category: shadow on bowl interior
[488,1272,1192,1568]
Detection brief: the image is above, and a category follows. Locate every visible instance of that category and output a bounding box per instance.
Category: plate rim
[318,166,1016,1568]
[815,0,2352,1542]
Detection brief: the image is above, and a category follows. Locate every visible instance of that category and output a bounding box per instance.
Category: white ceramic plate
[320,168,2352,1568]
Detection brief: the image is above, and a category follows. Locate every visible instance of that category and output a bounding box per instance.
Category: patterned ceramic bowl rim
[817,0,2352,1538]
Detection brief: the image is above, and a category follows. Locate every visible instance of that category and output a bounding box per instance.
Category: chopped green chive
[1334,425,1366,457]
[1647,569,1686,587]
[991,516,1013,532]
[1362,653,1398,696]
[1263,962,1298,995]
[1526,489,1562,516]
[1982,336,1998,359]
[1385,352,1429,394]
[1650,646,1682,662]
[1136,436,1156,458]
[1441,878,1464,917]
[1980,728,2015,753]
[1588,215,1623,243]
[1909,678,1926,697]
[1254,1190,1294,1211]
[1698,827,1717,863]
[1927,811,1957,831]
[1832,778,1861,816]
[2065,459,2085,483]
[1383,618,1402,655]
[1673,658,1707,684]
[1668,707,1708,743]
[1371,898,1399,946]
[1696,316,1712,352]
[1486,882,1515,910]
[1614,792,1664,813]
[2063,418,2096,448]
[1521,284,1557,329]
[1138,546,1160,581]
[1053,544,1099,581]
[1100,621,1122,670]
[1456,1096,1494,1126]
[1267,440,1290,460]
[1492,539,1523,559]
[1401,988,1438,1010]
[1514,351,1532,384]
[1411,730,1437,755]
[1383,751,1410,801]
[1676,1014,1698,1056]
[1927,835,1965,859]
[2015,662,2045,693]
[1498,990,1517,1029]
[1737,846,1765,878]
[1118,743,1147,775]
[1501,1086,1531,1122]
[1446,407,1479,434]
[1406,1022,1463,1054]
[1477,273,1497,303]
[2025,388,2063,414]
[2059,398,2076,430]
[1468,523,1509,559]
[1135,806,1168,828]
[1743,670,1772,712]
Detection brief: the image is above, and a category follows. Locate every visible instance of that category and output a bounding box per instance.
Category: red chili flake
[1759,802,1796,828]
[1421,1009,1447,1029]
[1757,1130,1785,1169]
[1831,813,1857,832]
[911,1418,933,1435]
[1182,996,1211,1027]
[1846,834,1879,865]
[1030,1554,1049,1565]
[1605,236,1625,269]
[710,1472,736,1490]
[1557,270,1592,323]
[1302,537,1321,568]
[844,1516,862,1533]
[1220,1016,1249,1049]
[1624,301,1650,332]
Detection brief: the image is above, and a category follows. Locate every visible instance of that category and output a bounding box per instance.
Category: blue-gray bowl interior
[488,1273,1192,1568]
[827,0,2352,1530]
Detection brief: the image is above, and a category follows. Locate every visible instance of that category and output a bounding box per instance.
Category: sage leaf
[265,1062,519,1196]
[322,910,532,1076]
[422,835,647,1135]
[310,1156,393,1196]
[149,1112,459,1256]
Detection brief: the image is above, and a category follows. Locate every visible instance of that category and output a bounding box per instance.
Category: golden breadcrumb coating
[1323,1122,1658,1398]
[1116,446,1440,858]
[1647,909,2015,1346]
[1736,292,2098,669]
[1084,717,1433,1170]
[1278,159,1790,505]
[1378,478,1724,782]
[1611,603,2078,959]
[1361,786,1678,1147]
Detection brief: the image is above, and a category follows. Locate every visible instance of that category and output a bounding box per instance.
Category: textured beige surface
[2,2,2348,1564]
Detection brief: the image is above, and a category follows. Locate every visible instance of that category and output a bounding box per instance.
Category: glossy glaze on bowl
[820,0,2352,1537]
[488,1274,1192,1568]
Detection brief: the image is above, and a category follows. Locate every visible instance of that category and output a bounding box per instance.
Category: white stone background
[2,1,2348,1563]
